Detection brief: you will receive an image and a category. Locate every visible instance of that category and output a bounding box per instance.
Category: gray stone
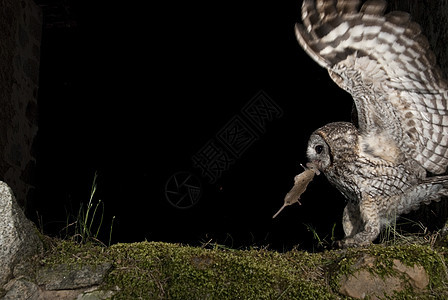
[37,263,112,290]
[37,289,88,300]
[76,286,119,300]
[0,181,43,286]
[338,255,429,299]
[2,278,39,300]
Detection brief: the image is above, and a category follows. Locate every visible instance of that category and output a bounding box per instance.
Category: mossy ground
[37,238,448,299]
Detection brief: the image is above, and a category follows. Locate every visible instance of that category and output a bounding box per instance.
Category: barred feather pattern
[297,0,448,247]
[296,0,448,174]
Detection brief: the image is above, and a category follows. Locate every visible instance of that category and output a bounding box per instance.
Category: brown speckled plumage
[296,0,448,247]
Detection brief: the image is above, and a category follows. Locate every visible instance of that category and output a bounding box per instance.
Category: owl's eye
[315,145,324,154]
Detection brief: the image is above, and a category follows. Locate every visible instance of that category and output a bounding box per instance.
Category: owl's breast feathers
[316,122,421,203]
[359,132,402,165]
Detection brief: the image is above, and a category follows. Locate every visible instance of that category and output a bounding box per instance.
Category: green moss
[368,244,447,291]
[35,239,448,299]
[102,242,334,299]
[39,239,111,267]
[327,244,448,298]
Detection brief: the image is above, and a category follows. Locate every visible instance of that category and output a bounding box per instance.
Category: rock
[392,259,429,290]
[1,278,39,300]
[339,269,403,299]
[76,286,119,300]
[338,254,429,299]
[37,263,112,290]
[1,260,113,299]
[0,0,41,209]
[0,181,43,286]
[37,288,90,300]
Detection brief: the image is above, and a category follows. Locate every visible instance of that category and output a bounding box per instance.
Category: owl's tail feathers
[396,176,448,215]
[420,175,448,204]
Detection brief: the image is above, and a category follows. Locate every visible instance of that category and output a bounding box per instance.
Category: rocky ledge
[2,180,448,299]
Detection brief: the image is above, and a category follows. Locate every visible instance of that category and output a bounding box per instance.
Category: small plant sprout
[75,172,108,244]
[273,162,320,219]
[109,215,115,247]
[79,172,102,242]
[59,171,115,246]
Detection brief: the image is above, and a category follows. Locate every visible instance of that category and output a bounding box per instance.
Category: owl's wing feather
[296,0,448,174]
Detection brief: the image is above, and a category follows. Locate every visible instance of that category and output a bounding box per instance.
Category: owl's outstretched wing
[295,0,448,174]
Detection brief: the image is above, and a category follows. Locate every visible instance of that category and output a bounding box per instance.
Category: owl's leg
[340,194,381,248]
[342,203,363,237]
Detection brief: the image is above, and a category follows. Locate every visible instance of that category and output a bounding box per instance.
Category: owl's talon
[332,240,344,249]
[333,237,365,249]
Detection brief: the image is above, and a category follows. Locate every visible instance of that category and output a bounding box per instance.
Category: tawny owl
[295,0,448,247]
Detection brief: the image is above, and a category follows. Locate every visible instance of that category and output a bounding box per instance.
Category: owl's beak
[310,160,324,172]
[306,161,321,176]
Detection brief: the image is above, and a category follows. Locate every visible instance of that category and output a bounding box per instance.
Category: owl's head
[306,122,359,172]
[307,133,332,171]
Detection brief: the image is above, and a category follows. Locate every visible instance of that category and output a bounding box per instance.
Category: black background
[32,0,354,251]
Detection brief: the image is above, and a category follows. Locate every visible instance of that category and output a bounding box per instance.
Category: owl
[295,0,448,247]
